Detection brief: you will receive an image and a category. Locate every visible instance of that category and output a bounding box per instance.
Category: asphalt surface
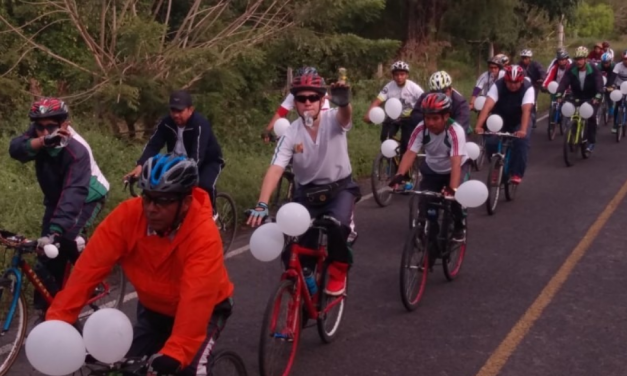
[11,115,627,376]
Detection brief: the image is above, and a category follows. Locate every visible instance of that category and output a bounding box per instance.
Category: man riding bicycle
[8,97,109,314]
[602,41,615,61]
[47,153,234,376]
[518,49,546,129]
[125,90,224,214]
[598,53,617,125]
[543,49,572,90]
[555,46,604,152]
[475,65,535,184]
[390,93,469,241]
[248,69,360,296]
[470,55,505,110]
[411,71,470,132]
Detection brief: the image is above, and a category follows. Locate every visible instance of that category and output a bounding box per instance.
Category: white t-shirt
[377,80,424,117]
[408,121,468,174]
[280,93,331,111]
[174,126,186,155]
[271,108,352,185]
[475,70,506,96]
[487,83,535,105]
[612,62,627,86]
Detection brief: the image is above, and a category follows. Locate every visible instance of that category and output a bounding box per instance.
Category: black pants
[585,102,599,144]
[127,298,233,376]
[198,161,224,214]
[34,198,105,311]
[417,163,469,228]
[380,118,416,157]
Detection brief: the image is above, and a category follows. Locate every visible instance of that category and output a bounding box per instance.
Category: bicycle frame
[551,100,562,124]
[567,112,584,145]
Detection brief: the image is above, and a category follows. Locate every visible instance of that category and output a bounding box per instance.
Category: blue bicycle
[612,90,627,142]
[484,132,518,215]
[547,98,565,140]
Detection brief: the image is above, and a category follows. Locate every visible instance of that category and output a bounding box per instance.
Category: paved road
[12,115,627,376]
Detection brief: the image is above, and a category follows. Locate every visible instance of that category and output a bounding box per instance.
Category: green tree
[573,2,614,37]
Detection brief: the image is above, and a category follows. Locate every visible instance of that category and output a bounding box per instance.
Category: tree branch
[160,0,173,53]
[0,46,37,78]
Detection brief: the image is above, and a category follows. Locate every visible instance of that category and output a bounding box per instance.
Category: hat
[169,90,193,110]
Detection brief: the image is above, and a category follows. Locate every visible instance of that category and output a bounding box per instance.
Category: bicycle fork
[0,268,23,334]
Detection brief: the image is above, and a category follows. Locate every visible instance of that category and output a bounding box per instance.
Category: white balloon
[547,81,559,94]
[273,118,290,138]
[579,102,594,119]
[610,89,623,102]
[561,102,575,117]
[603,76,607,86]
[474,96,487,111]
[384,98,403,119]
[380,139,399,158]
[43,244,58,259]
[250,223,285,262]
[276,202,311,237]
[455,180,489,208]
[26,320,86,376]
[83,308,133,364]
[621,81,627,95]
[369,107,385,124]
[486,114,503,132]
[465,142,481,160]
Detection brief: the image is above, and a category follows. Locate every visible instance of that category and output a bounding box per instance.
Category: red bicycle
[258,215,349,376]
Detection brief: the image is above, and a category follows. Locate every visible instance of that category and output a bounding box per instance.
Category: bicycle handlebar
[483,131,518,138]
[244,211,343,231]
[0,230,60,258]
[399,189,456,201]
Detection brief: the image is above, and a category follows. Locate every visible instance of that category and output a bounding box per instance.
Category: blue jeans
[485,126,531,178]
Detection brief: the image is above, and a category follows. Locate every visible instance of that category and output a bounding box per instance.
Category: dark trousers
[417,163,469,228]
[380,118,417,157]
[198,162,224,215]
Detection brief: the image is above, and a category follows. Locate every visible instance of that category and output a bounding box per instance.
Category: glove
[330,85,351,107]
[248,202,269,220]
[36,234,58,248]
[43,131,64,147]
[261,131,276,143]
[388,174,405,188]
[147,353,181,376]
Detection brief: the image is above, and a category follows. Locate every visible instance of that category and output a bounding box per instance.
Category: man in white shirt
[475,65,535,185]
[248,70,360,296]
[470,55,506,110]
[389,93,469,241]
[364,61,424,157]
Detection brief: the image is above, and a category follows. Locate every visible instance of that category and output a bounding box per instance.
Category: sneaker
[452,226,466,242]
[347,231,358,246]
[324,262,349,296]
[612,127,617,134]
[587,143,595,152]
[510,175,522,184]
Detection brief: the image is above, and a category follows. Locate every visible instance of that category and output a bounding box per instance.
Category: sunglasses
[34,122,60,133]
[295,94,321,104]
[141,192,183,207]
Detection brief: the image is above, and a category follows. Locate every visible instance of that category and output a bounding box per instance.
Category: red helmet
[29,97,69,121]
[290,70,327,96]
[421,93,452,114]
[504,65,525,83]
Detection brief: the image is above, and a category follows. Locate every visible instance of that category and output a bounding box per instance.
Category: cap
[169,90,193,110]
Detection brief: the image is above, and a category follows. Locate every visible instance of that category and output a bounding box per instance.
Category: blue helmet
[138,153,198,194]
[601,53,613,63]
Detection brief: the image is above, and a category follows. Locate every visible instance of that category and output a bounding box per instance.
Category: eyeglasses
[141,192,183,207]
[294,94,321,104]
[34,122,60,133]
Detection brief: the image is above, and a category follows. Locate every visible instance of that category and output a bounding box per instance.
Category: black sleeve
[556,70,572,95]
[137,118,168,166]
[593,67,604,98]
[534,61,547,82]
[196,116,223,167]
[607,69,617,88]
[452,92,470,130]
[410,92,427,128]
[8,124,38,163]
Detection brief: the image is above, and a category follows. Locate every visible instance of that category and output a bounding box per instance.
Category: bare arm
[475,97,496,132]
[449,156,462,190]
[519,104,533,136]
[363,98,383,123]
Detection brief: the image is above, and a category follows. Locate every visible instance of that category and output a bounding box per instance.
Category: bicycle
[0,230,126,376]
[547,97,565,140]
[125,177,237,255]
[611,89,627,142]
[484,132,519,215]
[562,99,592,167]
[258,215,349,376]
[371,136,424,207]
[598,89,611,128]
[271,162,295,215]
[399,190,466,311]
[77,349,248,376]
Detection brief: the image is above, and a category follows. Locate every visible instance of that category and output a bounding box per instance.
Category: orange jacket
[46,188,234,367]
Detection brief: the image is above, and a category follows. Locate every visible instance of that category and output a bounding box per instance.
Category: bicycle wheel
[399,226,429,312]
[408,194,420,229]
[316,264,347,343]
[504,158,518,202]
[442,217,467,281]
[580,122,590,160]
[473,134,486,171]
[0,272,27,376]
[410,155,424,188]
[210,349,249,376]
[486,156,503,215]
[600,100,608,127]
[216,192,237,254]
[563,123,576,167]
[259,279,301,376]
[371,153,395,207]
[80,264,127,321]
[616,122,623,143]
[548,105,557,141]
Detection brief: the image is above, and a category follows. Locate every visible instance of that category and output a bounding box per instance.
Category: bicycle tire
[316,264,347,343]
[210,349,249,376]
[472,134,486,171]
[580,121,590,160]
[0,273,27,376]
[563,123,575,167]
[486,156,502,215]
[442,215,466,281]
[548,105,557,141]
[399,226,428,312]
[616,123,623,143]
[408,194,420,229]
[258,279,301,376]
[371,153,395,207]
[82,264,127,321]
[216,192,238,254]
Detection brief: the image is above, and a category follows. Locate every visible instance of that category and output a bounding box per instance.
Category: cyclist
[543,49,572,90]
[602,41,614,61]
[588,42,604,64]
[555,46,604,152]
[475,65,535,184]
[364,61,425,157]
[389,93,469,241]
[411,71,470,132]
[469,55,505,110]
[247,70,360,296]
[611,50,627,125]
[597,53,617,126]
[518,49,546,128]
[47,153,234,376]
[124,90,224,214]
[8,97,109,314]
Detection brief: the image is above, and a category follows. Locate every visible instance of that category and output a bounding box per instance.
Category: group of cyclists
[6,39,627,375]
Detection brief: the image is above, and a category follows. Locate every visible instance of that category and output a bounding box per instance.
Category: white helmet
[390,61,410,73]
[520,49,533,57]
[429,71,453,91]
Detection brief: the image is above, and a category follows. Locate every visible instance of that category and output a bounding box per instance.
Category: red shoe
[510,175,522,184]
[324,262,349,296]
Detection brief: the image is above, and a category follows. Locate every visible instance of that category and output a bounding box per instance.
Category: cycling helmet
[138,153,199,194]
[557,50,570,60]
[390,61,410,73]
[290,70,326,95]
[574,46,589,59]
[594,42,603,49]
[499,54,510,66]
[487,56,503,68]
[601,53,613,63]
[428,71,453,91]
[421,93,452,114]
[520,49,533,57]
[504,65,525,83]
[29,97,69,122]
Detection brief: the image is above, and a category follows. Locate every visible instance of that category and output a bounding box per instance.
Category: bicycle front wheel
[548,105,557,141]
[563,123,576,167]
[0,272,27,376]
[216,192,238,254]
[317,264,347,343]
[443,217,467,281]
[210,349,249,376]
[486,156,503,215]
[81,264,127,321]
[371,153,395,207]
[399,226,429,311]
